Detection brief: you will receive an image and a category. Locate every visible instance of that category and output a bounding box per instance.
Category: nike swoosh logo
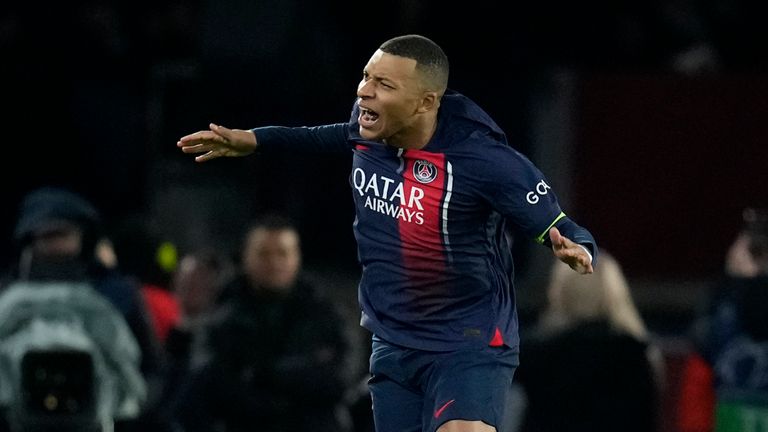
[433,399,456,418]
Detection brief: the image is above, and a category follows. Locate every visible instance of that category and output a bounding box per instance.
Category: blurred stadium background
[2,0,768,369]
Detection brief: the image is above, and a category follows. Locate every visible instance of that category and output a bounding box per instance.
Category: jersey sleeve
[252,123,351,154]
[478,142,598,262]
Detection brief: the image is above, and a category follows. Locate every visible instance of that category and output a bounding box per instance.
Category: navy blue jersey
[254,90,596,351]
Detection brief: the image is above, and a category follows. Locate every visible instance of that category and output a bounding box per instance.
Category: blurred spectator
[0,186,148,431]
[690,207,768,430]
[145,248,232,432]
[1,187,167,425]
[515,251,663,432]
[2,187,164,376]
[170,214,354,432]
[111,214,181,345]
[172,249,232,333]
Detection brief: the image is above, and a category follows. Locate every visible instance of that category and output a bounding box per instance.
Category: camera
[10,349,102,432]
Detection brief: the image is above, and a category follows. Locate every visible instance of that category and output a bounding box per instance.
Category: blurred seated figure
[692,208,768,431]
[515,250,663,432]
[169,249,232,342]
[170,214,353,432]
[145,249,232,432]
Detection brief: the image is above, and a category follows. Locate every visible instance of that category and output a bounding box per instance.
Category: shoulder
[439,90,506,141]
[437,91,530,163]
[448,137,539,191]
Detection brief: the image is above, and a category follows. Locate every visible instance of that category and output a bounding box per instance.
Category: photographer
[704,208,768,393]
[684,208,768,431]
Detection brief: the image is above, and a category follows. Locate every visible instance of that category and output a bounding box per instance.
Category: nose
[357,79,374,99]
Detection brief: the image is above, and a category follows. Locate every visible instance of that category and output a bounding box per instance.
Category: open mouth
[359,107,379,128]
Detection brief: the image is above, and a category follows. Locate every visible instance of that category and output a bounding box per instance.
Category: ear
[417,91,439,113]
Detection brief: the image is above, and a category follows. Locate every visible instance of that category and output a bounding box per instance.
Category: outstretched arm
[177,123,257,162]
[549,227,594,274]
[178,123,351,160]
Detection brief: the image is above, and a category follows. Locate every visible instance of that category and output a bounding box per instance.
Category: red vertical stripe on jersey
[399,150,447,278]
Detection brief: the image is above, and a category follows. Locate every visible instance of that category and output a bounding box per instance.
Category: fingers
[549,227,567,249]
[177,131,214,147]
[179,143,212,154]
[574,259,594,275]
[177,125,229,147]
[177,124,233,163]
[209,123,233,140]
[573,253,593,274]
[558,248,594,274]
[195,151,217,163]
[550,227,594,274]
[178,143,224,165]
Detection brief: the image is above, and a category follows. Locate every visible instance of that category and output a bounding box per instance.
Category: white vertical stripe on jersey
[442,161,454,263]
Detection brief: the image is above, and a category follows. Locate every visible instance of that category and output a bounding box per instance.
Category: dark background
[2,0,768,329]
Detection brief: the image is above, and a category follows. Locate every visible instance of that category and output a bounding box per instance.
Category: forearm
[252,123,350,153]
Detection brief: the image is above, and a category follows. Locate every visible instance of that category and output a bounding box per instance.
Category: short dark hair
[238,213,300,262]
[379,34,449,94]
[248,213,298,233]
[244,213,300,244]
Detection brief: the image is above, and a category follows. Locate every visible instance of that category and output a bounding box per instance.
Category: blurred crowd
[0,186,765,431]
[0,187,364,432]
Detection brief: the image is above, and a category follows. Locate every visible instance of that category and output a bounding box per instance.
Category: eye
[381,82,394,89]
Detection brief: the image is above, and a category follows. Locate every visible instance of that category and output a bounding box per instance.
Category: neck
[386,114,438,150]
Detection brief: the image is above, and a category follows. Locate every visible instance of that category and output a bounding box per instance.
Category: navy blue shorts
[368,336,519,432]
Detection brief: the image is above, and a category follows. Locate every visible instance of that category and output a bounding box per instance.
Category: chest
[350,145,457,211]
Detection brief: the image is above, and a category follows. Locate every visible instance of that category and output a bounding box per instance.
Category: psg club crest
[413,160,438,184]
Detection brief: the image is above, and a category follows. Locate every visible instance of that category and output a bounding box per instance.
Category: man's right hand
[177,123,258,162]
[549,227,594,275]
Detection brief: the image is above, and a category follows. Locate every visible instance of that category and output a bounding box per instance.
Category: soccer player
[177,34,597,432]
